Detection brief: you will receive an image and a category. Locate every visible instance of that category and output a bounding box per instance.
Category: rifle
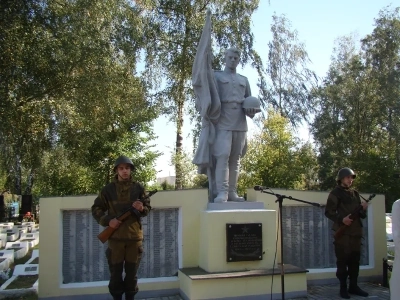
[334,193,376,240]
[97,189,157,244]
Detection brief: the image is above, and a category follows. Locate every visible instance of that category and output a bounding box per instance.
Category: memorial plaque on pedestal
[226,223,262,262]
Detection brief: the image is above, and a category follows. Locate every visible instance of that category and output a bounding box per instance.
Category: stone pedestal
[199,204,276,273]
[179,202,308,300]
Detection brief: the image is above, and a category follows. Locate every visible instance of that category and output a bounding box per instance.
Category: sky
[150,0,397,178]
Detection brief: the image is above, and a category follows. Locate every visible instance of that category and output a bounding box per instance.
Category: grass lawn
[0,243,39,288]
[5,275,38,290]
[0,275,7,286]
[11,249,34,276]
[30,257,38,264]
[1,292,38,300]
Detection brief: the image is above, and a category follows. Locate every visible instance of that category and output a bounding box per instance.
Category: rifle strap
[359,193,367,202]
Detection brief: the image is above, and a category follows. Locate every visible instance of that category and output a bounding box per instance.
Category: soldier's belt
[221,102,243,109]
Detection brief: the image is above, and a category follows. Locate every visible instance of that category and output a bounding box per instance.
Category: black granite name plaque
[226,223,263,262]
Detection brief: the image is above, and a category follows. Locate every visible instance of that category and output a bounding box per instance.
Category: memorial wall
[61,204,369,284]
[39,190,386,299]
[62,208,179,283]
[281,206,369,269]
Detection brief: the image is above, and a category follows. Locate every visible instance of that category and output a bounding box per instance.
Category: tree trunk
[174,9,191,190]
[175,101,184,190]
[24,169,34,195]
[15,155,22,195]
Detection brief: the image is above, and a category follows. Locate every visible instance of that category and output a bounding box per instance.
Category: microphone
[254,185,268,191]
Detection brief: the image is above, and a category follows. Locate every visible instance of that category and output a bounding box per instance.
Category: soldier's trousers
[106,239,143,297]
[334,235,362,285]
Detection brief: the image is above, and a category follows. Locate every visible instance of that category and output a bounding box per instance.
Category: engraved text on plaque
[226,223,263,262]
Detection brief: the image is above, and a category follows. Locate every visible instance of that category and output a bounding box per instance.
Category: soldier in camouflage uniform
[92,156,152,300]
[325,167,369,299]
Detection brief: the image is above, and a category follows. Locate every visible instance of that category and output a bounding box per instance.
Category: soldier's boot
[124,261,139,300]
[348,252,368,297]
[108,262,124,300]
[214,157,229,203]
[339,280,350,299]
[348,280,368,297]
[227,157,245,202]
[348,286,368,297]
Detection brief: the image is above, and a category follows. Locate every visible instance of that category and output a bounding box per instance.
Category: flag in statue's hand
[192,9,220,174]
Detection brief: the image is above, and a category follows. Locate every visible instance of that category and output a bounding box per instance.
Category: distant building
[156,176,176,186]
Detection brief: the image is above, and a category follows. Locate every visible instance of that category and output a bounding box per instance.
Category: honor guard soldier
[325,167,369,298]
[92,156,152,300]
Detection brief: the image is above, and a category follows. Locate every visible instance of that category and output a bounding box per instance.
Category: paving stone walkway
[138,282,390,300]
[305,282,390,300]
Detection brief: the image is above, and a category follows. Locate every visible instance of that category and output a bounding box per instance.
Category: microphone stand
[257,188,324,300]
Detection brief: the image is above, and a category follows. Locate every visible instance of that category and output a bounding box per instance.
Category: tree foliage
[258,13,317,128]
[311,6,400,211]
[238,109,318,195]
[2,0,399,215]
[0,0,160,196]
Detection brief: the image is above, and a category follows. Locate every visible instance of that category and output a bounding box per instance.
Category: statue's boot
[214,157,228,203]
[227,157,245,202]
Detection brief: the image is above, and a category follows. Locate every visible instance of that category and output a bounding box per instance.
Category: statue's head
[224,47,241,70]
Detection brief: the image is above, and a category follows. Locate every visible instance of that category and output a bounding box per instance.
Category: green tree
[0,0,160,195]
[311,7,400,211]
[170,149,197,189]
[191,174,209,189]
[361,6,400,166]
[238,109,318,195]
[312,35,382,190]
[258,13,317,127]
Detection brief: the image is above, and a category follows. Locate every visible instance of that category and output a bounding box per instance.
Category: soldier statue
[192,10,261,203]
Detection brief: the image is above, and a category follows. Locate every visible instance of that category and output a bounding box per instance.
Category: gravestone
[0,250,13,271]
[13,264,39,276]
[6,228,19,242]
[0,223,14,230]
[20,232,39,247]
[0,250,14,264]
[62,208,179,283]
[5,241,29,259]
[0,233,6,248]
[0,256,10,271]
[21,222,35,227]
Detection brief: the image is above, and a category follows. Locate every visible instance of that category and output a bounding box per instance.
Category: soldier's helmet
[242,96,261,113]
[337,167,356,181]
[113,155,135,172]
